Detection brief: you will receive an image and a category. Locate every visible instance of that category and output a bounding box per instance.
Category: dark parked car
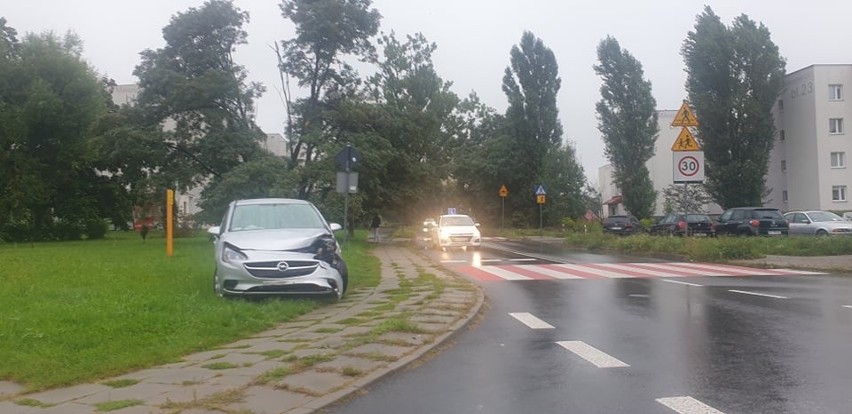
[649,212,715,237]
[602,215,643,235]
[715,207,789,236]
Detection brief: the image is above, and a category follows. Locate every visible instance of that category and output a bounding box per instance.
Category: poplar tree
[594,36,659,219]
[682,6,785,208]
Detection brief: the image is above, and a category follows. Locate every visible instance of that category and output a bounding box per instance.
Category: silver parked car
[208,198,348,299]
[783,210,852,236]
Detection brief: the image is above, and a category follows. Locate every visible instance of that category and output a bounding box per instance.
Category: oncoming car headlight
[223,244,248,264]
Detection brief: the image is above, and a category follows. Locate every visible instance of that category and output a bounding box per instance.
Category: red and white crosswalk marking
[455,262,823,282]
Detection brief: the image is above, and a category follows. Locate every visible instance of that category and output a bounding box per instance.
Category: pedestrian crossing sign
[671,101,699,127]
[535,185,546,195]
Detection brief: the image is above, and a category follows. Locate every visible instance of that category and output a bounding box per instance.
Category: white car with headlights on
[207,198,348,299]
[432,214,481,250]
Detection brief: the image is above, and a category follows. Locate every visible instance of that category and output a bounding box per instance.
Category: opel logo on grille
[276,261,289,272]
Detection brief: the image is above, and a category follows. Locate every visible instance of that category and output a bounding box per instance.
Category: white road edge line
[662,279,704,287]
[508,312,554,329]
[729,289,788,299]
[656,396,725,414]
[556,341,629,368]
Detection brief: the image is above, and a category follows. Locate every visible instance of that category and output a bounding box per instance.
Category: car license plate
[611,227,622,230]
[768,231,781,235]
[694,233,707,237]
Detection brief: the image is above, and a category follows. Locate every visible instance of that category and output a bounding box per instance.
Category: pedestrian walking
[370,213,382,242]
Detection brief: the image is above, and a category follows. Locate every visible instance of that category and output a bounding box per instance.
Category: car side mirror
[329,223,342,231]
[475,223,481,227]
[207,226,220,243]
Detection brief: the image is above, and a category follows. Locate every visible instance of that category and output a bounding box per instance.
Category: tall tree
[594,36,659,219]
[363,32,460,224]
[132,0,266,205]
[502,31,578,226]
[682,6,785,208]
[0,29,109,240]
[277,0,381,199]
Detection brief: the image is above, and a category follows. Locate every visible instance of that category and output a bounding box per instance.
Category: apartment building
[767,64,852,212]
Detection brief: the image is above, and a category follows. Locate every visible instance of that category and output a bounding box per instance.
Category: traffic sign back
[671,128,702,151]
[671,102,699,127]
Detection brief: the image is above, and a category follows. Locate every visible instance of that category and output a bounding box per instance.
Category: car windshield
[229,203,324,231]
[808,211,844,222]
[443,216,475,226]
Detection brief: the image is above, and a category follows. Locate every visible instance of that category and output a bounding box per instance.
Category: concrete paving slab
[239,340,300,355]
[0,381,24,398]
[74,382,173,405]
[0,401,35,414]
[200,352,268,368]
[228,385,312,414]
[146,383,233,406]
[22,383,110,405]
[278,371,350,396]
[313,356,387,375]
[33,401,101,414]
[135,367,221,385]
[377,332,431,347]
[344,343,414,360]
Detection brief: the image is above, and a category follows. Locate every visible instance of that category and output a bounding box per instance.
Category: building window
[830,118,844,134]
[777,99,784,110]
[779,130,786,141]
[832,185,847,202]
[781,160,787,172]
[831,152,846,168]
[830,84,843,101]
[782,190,788,202]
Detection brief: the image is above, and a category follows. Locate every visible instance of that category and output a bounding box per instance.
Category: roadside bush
[85,219,109,240]
[54,220,83,241]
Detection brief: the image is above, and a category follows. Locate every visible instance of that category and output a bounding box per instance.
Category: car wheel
[816,229,828,236]
[213,269,225,298]
[338,260,349,297]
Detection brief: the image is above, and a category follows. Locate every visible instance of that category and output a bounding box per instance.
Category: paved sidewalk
[0,245,484,414]
[734,254,852,273]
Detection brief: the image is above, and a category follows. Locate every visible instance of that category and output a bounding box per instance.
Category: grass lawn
[0,230,379,392]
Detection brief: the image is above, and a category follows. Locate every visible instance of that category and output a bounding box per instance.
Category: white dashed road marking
[729,289,788,299]
[662,279,704,287]
[843,305,852,309]
[656,396,725,414]
[508,312,554,329]
[556,341,629,368]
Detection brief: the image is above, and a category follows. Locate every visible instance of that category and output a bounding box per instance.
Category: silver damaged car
[208,198,348,299]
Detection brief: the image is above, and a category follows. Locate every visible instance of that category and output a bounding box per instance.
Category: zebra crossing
[456,261,824,282]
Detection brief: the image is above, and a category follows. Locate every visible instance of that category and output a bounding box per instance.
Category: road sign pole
[501,197,505,230]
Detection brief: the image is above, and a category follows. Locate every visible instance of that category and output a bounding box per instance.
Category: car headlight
[223,244,248,264]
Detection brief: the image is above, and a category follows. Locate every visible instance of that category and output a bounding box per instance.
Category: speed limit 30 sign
[672,151,704,182]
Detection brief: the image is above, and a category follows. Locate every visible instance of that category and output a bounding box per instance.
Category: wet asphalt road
[323,241,852,414]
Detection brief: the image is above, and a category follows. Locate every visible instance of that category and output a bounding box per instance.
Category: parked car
[783,210,852,236]
[432,214,481,250]
[649,212,715,237]
[207,198,348,299]
[602,215,643,235]
[715,207,788,236]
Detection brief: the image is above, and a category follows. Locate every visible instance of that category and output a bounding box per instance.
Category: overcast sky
[5,0,851,184]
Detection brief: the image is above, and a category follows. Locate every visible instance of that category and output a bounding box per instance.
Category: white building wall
[768,65,852,213]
